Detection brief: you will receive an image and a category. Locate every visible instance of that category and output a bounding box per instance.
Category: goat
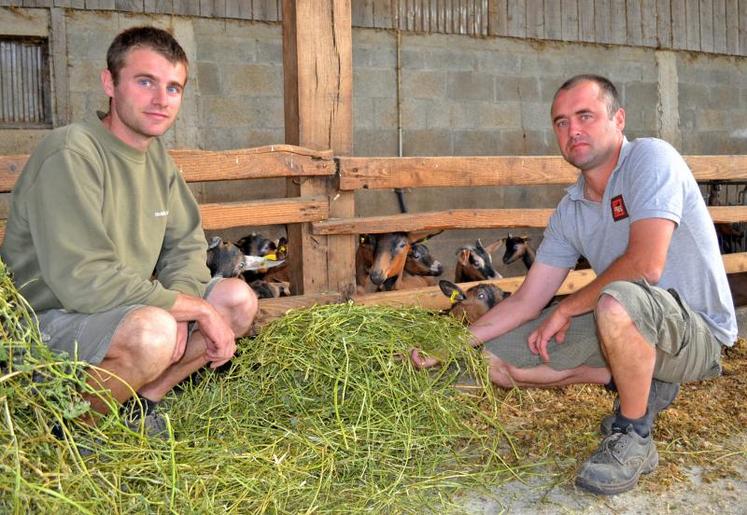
[236,232,276,257]
[455,239,503,282]
[358,231,442,292]
[250,279,291,299]
[206,237,245,278]
[439,280,508,324]
[502,233,535,270]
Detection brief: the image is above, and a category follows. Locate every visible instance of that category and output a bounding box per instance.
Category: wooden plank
[144,0,172,12]
[352,0,373,26]
[699,0,715,52]
[712,0,727,53]
[594,0,611,43]
[609,0,626,44]
[684,155,747,180]
[200,0,226,16]
[740,0,747,55]
[526,0,544,38]
[656,0,672,48]
[115,0,143,11]
[282,0,355,296]
[200,196,329,230]
[506,0,526,37]
[171,146,336,182]
[641,0,658,46]
[372,0,395,29]
[252,0,280,20]
[671,0,687,48]
[255,292,344,327]
[723,252,747,273]
[561,0,579,41]
[86,0,116,8]
[544,0,562,39]
[337,156,580,189]
[685,0,701,50]
[489,0,508,35]
[173,0,201,15]
[313,205,747,235]
[725,0,739,54]
[578,0,595,41]
[626,0,643,46]
[313,209,557,234]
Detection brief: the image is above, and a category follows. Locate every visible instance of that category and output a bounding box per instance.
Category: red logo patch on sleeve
[610,195,629,221]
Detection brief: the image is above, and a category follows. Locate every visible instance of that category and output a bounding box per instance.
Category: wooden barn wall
[353,0,747,56]
[1,1,745,56]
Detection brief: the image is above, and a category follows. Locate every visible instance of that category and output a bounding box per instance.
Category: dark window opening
[0,36,52,128]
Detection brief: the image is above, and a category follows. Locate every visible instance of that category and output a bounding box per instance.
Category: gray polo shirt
[537,137,737,346]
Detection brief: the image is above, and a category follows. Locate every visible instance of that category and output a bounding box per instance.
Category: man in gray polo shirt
[412,75,736,495]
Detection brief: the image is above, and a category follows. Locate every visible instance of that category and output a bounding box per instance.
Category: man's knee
[112,306,177,373]
[209,278,258,336]
[595,293,634,329]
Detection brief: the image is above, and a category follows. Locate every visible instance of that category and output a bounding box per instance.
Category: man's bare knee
[110,306,177,377]
[595,293,632,325]
[208,278,257,337]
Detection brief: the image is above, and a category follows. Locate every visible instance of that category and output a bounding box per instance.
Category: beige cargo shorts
[484,280,723,383]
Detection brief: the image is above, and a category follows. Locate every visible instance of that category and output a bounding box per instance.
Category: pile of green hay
[0,261,526,513]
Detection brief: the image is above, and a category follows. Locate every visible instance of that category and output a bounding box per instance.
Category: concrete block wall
[2,7,747,277]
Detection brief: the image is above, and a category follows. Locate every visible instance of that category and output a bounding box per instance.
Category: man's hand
[527,307,571,362]
[409,348,441,369]
[195,305,236,369]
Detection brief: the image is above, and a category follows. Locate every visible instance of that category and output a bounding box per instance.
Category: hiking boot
[121,395,169,438]
[600,379,680,436]
[576,425,658,495]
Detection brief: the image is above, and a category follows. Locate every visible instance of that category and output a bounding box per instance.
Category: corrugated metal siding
[0,37,51,127]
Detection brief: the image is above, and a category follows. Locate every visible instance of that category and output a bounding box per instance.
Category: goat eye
[478,293,485,299]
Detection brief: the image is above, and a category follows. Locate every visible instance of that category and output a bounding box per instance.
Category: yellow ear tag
[278,245,287,254]
[265,252,278,261]
[449,290,459,304]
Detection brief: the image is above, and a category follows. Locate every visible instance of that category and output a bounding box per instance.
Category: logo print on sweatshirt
[154,210,169,217]
[610,195,628,221]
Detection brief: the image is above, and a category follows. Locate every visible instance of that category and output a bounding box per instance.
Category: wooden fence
[1,146,746,326]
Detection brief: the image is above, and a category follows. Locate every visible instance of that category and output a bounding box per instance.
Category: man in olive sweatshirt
[0,26,257,434]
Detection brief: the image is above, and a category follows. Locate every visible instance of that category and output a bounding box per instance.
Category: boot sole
[575,449,659,496]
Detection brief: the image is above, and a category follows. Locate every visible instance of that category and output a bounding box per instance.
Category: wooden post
[282,0,356,296]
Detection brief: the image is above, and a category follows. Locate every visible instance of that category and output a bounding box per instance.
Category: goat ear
[439,280,466,301]
[409,230,443,244]
[484,239,505,255]
[207,236,221,250]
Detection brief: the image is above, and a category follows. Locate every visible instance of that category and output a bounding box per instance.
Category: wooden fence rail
[1,146,745,327]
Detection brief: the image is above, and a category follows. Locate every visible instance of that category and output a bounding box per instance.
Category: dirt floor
[459,306,747,514]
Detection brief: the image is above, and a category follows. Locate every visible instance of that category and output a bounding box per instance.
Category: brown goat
[439,280,508,324]
[455,239,504,282]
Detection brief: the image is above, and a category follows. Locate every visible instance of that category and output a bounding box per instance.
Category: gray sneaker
[576,425,658,495]
[600,379,680,436]
[121,395,169,438]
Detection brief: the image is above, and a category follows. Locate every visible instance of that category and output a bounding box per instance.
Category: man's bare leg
[138,278,257,402]
[594,293,655,419]
[484,351,611,388]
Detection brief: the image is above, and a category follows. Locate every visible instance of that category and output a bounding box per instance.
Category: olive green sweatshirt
[0,120,211,314]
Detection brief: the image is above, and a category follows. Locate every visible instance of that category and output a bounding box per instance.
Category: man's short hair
[554,74,622,119]
[106,26,188,85]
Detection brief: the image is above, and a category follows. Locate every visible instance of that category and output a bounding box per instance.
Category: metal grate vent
[0,37,52,128]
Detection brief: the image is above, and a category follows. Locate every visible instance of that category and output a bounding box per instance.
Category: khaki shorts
[36,277,222,365]
[484,280,723,384]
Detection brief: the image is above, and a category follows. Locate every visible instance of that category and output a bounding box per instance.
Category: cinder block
[354,69,396,99]
[222,63,282,96]
[193,17,226,35]
[68,60,103,93]
[197,37,256,63]
[255,40,283,64]
[353,97,375,130]
[403,129,452,156]
[201,96,254,128]
[353,129,398,156]
[373,97,397,128]
[400,99,429,130]
[447,71,493,102]
[196,62,222,95]
[451,102,520,130]
[453,130,499,156]
[495,77,541,103]
[521,102,552,131]
[403,70,447,99]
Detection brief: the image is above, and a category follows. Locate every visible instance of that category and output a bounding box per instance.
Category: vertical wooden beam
[282,0,356,297]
